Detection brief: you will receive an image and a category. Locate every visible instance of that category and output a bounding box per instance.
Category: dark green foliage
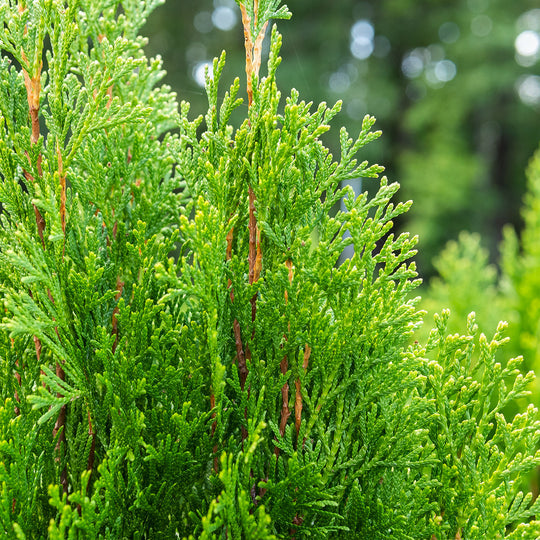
[0,1,539,538]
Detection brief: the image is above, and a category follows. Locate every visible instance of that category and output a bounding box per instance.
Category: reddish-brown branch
[294,345,311,441]
[240,0,268,391]
[52,361,68,493]
[275,261,294,457]
[20,49,41,146]
[13,337,21,415]
[253,21,268,78]
[226,226,234,261]
[276,356,290,446]
[20,45,46,248]
[248,187,258,287]
[254,228,262,283]
[31,203,46,248]
[235,320,249,391]
[226,226,248,389]
[247,186,260,349]
[86,410,95,474]
[210,393,219,473]
[239,4,254,107]
[111,278,124,353]
[57,142,66,236]
[240,1,267,107]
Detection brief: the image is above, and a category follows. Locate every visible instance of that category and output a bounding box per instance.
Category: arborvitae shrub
[421,145,540,401]
[0,1,539,538]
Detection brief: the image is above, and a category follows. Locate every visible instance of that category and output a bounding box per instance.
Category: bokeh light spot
[434,60,457,82]
[439,22,460,44]
[516,75,540,106]
[515,30,540,57]
[212,6,237,31]
[329,71,351,93]
[517,9,540,33]
[402,50,425,79]
[351,20,375,42]
[350,20,375,60]
[192,61,212,87]
[194,11,213,34]
[471,15,493,37]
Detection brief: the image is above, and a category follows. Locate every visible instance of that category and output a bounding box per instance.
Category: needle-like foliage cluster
[0,1,539,538]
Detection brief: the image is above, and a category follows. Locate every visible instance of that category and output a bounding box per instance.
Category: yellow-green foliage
[422,145,540,398]
[501,147,540,382]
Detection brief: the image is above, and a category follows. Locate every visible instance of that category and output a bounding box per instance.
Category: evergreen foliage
[0,1,539,538]
[421,144,540,399]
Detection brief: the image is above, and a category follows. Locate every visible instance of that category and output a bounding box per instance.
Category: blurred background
[143,0,540,278]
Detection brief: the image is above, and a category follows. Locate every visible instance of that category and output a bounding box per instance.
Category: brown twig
[19,10,70,491]
[239,1,268,107]
[294,344,311,442]
[20,46,46,248]
[57,141,66,237]
[111,277,124,354]
[86,410,95,474]
[226,227,247,370]
[275,261,294,457]
[18,8,48,409]
[52,360,68,493]
[13,338,21,415]
[239,0,268,395]
[210,393,219,473]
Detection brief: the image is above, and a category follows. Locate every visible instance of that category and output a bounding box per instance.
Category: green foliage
[144,0,540,278]
[421,144,540,398]
[0,0,539,538]
[420,231,503,339]
[501,147,540,376]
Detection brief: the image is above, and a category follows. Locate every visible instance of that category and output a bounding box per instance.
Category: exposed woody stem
[52,360,68,493]
[239,0,267,394]
[210,393,219,473]
[86,410,95,474]
[276,356,290,451]
[275,260,294,457]
[211,226,248,469]
[13,338,21,416]
[248,187,260,321]
[236,1,267,451]
[57,142,66,258]
[20,46,46,248]
[19,13,70,491]
[111,277,124,353]
[294,344,311,442]
[240,4,254,107]
[239,1,268,107]
[19,9,48,429]
[225,225,248,388]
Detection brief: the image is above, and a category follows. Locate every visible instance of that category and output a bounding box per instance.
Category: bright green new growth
[0,1,539,538]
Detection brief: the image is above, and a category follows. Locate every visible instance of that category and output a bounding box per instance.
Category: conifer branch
[13,339,21,416]
[294,344,311,442]
[275,260,293,457]
[2,2,540,537]
[17,5,49,441]
[52,360,68,494]
[111,278,124,353]
[56,142,66,239]
[240,0,267,393]
[19,9,45,247]
[86,410,95,477]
